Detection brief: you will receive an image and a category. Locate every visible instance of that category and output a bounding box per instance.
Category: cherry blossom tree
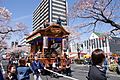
[0,7,26,50]
[70,0,120,35]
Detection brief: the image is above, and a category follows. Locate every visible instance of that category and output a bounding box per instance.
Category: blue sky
[0,0,40,32]
[0,0,75,32]
[0,0,78,45]
[0,0,114,46]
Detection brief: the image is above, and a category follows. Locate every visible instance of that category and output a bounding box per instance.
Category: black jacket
[88,65,107,80]
[0,69,4,80]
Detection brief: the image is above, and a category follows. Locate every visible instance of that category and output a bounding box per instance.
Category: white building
[82,32,120,55]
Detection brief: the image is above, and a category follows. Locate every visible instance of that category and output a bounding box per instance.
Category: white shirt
[52,62,56,68]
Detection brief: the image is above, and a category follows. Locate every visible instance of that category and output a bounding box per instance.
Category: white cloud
[13,15,32,21]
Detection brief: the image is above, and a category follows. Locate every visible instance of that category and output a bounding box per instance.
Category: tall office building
[33,0,67,31]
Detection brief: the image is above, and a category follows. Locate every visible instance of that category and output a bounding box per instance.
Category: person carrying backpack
[17,58,32,80]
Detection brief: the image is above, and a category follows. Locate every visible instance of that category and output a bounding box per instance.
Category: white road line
[44,68,79,80]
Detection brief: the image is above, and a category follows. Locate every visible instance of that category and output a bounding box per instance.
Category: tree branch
[0,28,23,34]
[103,0,112,11]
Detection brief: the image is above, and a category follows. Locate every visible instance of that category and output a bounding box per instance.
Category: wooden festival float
[26,23,70,69]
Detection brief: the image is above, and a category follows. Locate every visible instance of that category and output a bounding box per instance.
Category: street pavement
[30,64,120,80]
[2,60,120,80]
[71,64,120,80]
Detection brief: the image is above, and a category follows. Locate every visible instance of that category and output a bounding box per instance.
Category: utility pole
[77,43,80,59]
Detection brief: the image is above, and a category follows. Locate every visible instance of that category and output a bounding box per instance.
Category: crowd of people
[0,49,120,80]
[51,54,72,77]
[0,53,72,80]
[0,55,45,80]
[5,56,44,80]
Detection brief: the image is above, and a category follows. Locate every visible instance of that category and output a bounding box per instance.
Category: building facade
[33,0,67,31]
[82,32,120,55]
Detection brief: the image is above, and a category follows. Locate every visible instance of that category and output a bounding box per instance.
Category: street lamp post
[77,43,80,59]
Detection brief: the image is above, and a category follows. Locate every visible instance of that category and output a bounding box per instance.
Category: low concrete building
[82,32,120,55]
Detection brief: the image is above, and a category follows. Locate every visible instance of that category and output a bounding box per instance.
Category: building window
[89,39,91,46]
[94,39,96,48]
[102,38,105,47]
[91,39,94,49]
[105,37,107,47]
[87,40,89,49]
[84,41,86,47]
[99,38,101,48]
[102,37,107,47]
[96,38,98,48]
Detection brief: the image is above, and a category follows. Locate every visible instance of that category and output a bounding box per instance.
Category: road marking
[73,64,89,67]
[44,68,79,80]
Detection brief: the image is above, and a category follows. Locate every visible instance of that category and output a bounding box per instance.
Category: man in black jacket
[87,49,107,80]
[0,69,4,80]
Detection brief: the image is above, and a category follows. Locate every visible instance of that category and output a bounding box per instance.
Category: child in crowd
[6,64,17,80]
